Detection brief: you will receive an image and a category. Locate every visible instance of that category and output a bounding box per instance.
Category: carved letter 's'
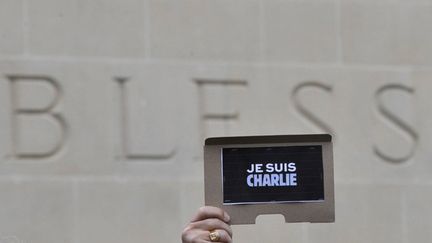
[374,84,418,163]
[292,82,334,135]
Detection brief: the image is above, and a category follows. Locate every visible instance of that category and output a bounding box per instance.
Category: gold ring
[209,230,220,242]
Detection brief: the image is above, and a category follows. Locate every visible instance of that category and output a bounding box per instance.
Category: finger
[206,229,232,243]
[191,218,233,237]
[181,229,208,243]
[191,206,230,223]
[183,229,232,243]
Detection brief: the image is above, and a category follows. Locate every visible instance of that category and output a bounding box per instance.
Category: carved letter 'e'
[195,79,248,139]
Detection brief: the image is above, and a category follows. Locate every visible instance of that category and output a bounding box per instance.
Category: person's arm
[182,206,233,243]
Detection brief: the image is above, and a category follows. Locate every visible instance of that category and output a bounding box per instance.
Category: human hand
[182,206,233,243]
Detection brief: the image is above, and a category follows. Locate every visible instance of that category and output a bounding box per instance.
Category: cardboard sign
[204,134,334,224]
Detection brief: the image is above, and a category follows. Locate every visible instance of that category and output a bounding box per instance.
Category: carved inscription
[2,73,421,167]
[374,84,418,163]
[292,81,334,135]
[115,77,176,160]
[7,75,67,159]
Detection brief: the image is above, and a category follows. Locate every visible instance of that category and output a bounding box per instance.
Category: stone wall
[0,0,431,242]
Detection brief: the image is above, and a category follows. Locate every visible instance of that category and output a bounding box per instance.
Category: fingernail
[224,212,230,222]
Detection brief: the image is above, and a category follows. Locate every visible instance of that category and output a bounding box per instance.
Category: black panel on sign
[222,145,324,205]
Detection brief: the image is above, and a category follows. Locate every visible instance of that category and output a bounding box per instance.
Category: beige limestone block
[263,0,339,62]
[233,218,305,243]
[403,185,432,242]
[0,75,12,162]
[308,184,403,243]
[76,179,182,243]
[28,0,146,57]
[0,0,23,55]
[410,71,432,180]
[150,0,260,61]
[179,180,204,226]
[341,1,432,65]
[0,179,74,243]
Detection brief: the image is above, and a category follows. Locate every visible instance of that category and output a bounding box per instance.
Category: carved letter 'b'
[7,75,67,159]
